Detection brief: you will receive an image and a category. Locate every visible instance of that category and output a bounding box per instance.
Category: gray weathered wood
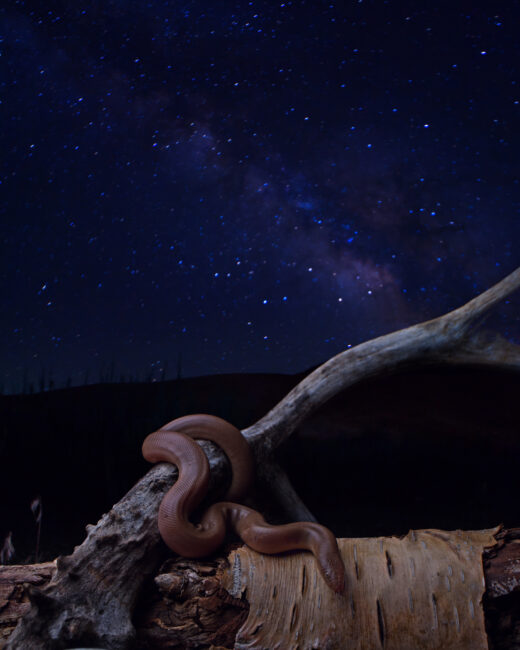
[244,267,520,456]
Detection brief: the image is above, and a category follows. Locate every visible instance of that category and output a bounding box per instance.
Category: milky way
[1,2,519,392]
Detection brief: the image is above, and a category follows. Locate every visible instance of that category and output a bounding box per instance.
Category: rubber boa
[142,413,345,593]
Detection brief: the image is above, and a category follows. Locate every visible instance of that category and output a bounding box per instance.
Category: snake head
[320,546,346,594]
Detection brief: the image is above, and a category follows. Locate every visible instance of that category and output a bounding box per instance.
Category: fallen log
[1,527,519,649]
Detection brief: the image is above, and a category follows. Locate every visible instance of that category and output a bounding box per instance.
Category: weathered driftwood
[0,556,246,650]
[5,267,520,650]
[2,528,519,649]
[244,267,520,458]
[0,562,56,648]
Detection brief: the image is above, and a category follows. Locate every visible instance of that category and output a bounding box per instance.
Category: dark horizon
[2,360,519,562]
[0,352,314,396]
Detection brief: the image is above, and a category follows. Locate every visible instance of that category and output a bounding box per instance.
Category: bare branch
[449,266,520,333]
[257,461,318,522]
[243,267,520,455]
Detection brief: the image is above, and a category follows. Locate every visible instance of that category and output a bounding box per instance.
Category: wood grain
[0,562,56,647]
[221,529,499,650]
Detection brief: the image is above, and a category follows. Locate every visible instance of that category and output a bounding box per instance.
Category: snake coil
[142,413,345,593]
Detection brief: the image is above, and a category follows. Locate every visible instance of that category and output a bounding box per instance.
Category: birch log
[222,529,499,650]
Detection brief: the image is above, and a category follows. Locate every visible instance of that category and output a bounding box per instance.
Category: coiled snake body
[142,413,345,593]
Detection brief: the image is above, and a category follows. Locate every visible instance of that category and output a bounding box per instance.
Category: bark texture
[222,529,498,649]
[134,555,248,649]
[483,528,520,650]
[4,464,177,650]
[0,562,55,646]
[2,529,519,649]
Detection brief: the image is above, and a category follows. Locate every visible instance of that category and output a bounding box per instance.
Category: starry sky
[2,1,519,393]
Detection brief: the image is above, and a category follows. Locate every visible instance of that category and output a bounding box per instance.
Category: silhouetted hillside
[0,371,303,560]
[1,365,519,562]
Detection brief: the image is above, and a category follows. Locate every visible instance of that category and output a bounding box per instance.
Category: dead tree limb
[244,267,520,457]
[6,267,520,650]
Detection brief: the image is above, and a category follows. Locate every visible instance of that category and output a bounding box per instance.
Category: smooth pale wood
[222,529,499,650]
[244,267,520,457]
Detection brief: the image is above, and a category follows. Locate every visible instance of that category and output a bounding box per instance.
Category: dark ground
[1,363,518,562]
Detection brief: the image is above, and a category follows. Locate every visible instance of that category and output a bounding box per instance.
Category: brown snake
[142,413,345,593]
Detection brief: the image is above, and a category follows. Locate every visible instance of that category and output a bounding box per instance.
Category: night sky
[2,1,519,393]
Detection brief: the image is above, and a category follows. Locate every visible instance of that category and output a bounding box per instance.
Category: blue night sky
[1,1,519,392]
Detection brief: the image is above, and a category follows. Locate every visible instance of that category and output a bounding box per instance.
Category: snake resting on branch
[142,413,346,593]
